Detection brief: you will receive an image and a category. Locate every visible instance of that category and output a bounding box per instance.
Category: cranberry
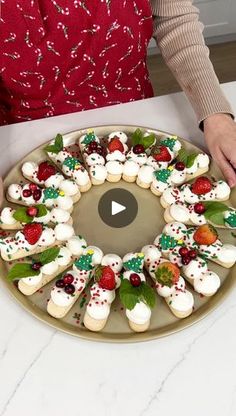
[189,250,197,259]
[31,262,42,271]
[63,273,74,285]
[175,162,185,171]
[130,273,141,287]
[181,255,191,265]
[22,189,32,198]
[88,141,98,150]
[133,144,145,154]
[194,202,206,215]
[27,206,38,217]
[179,247,189,257]
[56,279,65,288]
[64,284,75,294]
[33,189,42,201]
[29,183,38,191]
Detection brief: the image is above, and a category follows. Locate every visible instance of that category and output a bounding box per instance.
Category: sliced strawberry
[191,177,212,195]
[108,138,124,153]
[193,224,218,245]
[95,265,116,290]
[155,262,180,287]
[23,223,43,245]
[152,145,171,162]
[37,162,57,182]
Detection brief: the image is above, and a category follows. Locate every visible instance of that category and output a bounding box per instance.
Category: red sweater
[1,0,154,125]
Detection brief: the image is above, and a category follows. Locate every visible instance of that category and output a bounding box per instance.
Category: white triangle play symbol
[111,201,126,216]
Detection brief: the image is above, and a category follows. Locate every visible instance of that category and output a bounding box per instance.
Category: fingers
[213,147,236,188]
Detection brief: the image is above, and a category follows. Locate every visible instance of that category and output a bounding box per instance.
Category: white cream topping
[55,195,73,211]
[170,169,186,185]
[15,231,37,250]
[86,246,103,265]
[108,131,128,144]
[217,244,236,264]
[101,254,123,272]
[21,271,43,286]
[126,149,147,166]
[188,205,207,225]
[152,179,169,193]
[57,247,72,266]
[41,260,58,275]
[141,245,161,265]
[73,169,90,186]
[89,165,107,181]
[163,222,187,239]
[106,160,123,175]
[50,208,70,224]
[54,224,74,241]
[193,271,220,295]
[0,237,18,255]
[137,165,154,184]
[214,181,231,200]
[86,153,105,166]
[22,161,38,178]
[38,228,56,247]
[0,207,17,225]
[126,301,151,325]
[45,173,64,189]
[66,236,87,256]
[123,160,140,177]
[123,270,146,282]
[182,257,208,279]
[182,185,199,204]
[167,289,194,312]
[59,179,79,196]
[169,204,190,222]
[7,184,23,200]
[196,153,210,168]
[106,150,126,162]
[147,156,168,170]
[162,186,184,205]
[51,270,80,307]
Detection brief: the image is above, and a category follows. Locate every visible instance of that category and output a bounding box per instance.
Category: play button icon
[112,201,126,216]
[98,188,138,228]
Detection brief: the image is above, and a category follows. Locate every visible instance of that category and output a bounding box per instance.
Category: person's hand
[0,177,3,207]
[204,114,236,187]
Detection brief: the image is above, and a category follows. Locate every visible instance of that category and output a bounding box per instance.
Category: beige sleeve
[151,0,234,126]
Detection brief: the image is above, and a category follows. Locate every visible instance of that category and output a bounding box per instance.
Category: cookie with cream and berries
[47,246,103,318]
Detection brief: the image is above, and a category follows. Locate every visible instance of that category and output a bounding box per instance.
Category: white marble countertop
[0,82,236,416]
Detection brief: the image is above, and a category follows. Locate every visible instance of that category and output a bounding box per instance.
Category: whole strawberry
[23,223,43,245]
[108,138,124,153]
[95,265,116,290]
[155,262,180,287]
[37,162,56,182]
[191,177,212,195]
[152,145,171,162]
[193,224,218,245]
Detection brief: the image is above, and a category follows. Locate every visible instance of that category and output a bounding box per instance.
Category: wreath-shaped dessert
[1,128,236,333]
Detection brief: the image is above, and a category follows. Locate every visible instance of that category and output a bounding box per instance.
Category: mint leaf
[186,153,198,168]
[131,128,143,146]
[44,133,64,154]
[7,263,40,281]
[140,282,156,308]
[35,204,48,218]
[39,247,60,265]
[177,148,188,164]
[13,207,33,224]
[119,279,140,310]
[140,134,155,149]
[204,202,229,221]
[208,212,225,226]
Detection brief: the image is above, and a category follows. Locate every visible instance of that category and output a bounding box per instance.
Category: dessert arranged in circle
[1,128,236,333]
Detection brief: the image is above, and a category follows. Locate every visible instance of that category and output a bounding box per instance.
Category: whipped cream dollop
[108,131,128,144]
[137,165,154,184]
[106,160,123,175]
[89,165,107,182]
[86,283,115,320]
[123,160,140,177]
[162,186,184,205]
[45,173,64,189]
[126,301,151,325]
[22,271,43,286]
[86,153,105,166]
[182,257,208,279]
[51,270,81,307]
[167,289,194,312]
[59,179,79,196]
[101,253,123,272]
[169,204,190,223]
[66,235,87,256]
[22,161,38,178]
[126,149,147,166]
[54,224,75,241]
[0,207,17,225]
[193,271,220,295]
[141,245,161,265]
[106,150,126,162]
[217,244,236,264]
[162,221,187,239]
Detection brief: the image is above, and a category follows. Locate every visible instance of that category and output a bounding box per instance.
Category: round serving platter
[0,125,235,343]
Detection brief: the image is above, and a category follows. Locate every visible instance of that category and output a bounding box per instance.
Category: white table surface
[0,82,236,416]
